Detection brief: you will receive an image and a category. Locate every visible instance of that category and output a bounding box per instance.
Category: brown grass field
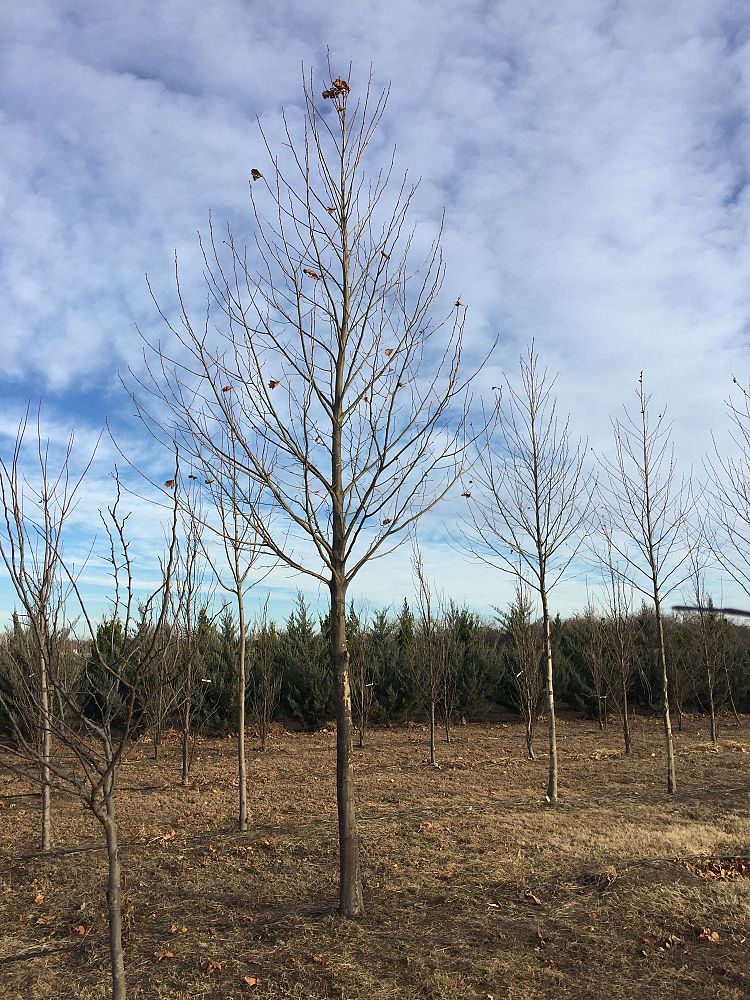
[1,714,749,999]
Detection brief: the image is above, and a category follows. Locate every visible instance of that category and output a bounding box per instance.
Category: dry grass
[1,714,749,999]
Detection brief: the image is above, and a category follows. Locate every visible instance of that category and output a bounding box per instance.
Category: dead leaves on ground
[682,858,749,881]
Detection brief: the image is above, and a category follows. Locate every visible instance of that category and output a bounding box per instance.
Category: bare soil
[1,714,749,999]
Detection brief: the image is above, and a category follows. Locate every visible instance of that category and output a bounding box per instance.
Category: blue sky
[1,1,750,626]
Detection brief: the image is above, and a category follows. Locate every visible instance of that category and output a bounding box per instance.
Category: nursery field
[1,715,749,1000]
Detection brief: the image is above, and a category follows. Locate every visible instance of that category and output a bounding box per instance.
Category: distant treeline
[1,592,748,740]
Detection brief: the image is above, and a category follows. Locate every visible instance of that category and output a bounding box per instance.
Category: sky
[1,0,750,627]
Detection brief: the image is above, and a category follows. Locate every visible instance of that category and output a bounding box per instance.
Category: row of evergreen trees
[3,592,749,742]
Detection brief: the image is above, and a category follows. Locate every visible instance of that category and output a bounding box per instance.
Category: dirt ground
[1,713,749,999]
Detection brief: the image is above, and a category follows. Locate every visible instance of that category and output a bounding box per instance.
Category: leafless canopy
[130,66,482,587]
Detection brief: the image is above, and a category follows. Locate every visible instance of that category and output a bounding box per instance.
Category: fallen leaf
[72,924,88,936]
[524,891,543,906]
[243,975,259,988]
[34,892,44,905]
[169,923,188,934]
[206,958,227,973]
[699,927,720,942]
[154,949,174,961]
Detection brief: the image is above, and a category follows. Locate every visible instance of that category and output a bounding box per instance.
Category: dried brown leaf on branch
[268,379,280,389]
[222,385,234,393]
[164,479,176,488]
[303,267,321,280]
[250,169,262,181]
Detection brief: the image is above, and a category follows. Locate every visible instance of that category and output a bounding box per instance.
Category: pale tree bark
[599,374,693,794]
[131,67,486,916]
[463,344,593,802]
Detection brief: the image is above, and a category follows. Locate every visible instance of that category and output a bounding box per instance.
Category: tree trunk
[181,700,191,787]
[103,794,127,1000]
[654,594,676,794]
[622,680,631,754]
[525,714,535,759]
[429,699,436,764]
[153,682,163,761]
[707,679,717,746]
[39,656,52,851]
[541,596,558,802]
[237,592,248,831]
[331,576,364,918]
[596,694,604,732]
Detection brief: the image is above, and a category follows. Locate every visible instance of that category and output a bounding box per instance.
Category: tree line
[3,592,747,753]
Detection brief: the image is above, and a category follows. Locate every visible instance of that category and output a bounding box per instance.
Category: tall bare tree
[498,575,544,760]
[464,343,592,801]
[249,596,281,752]
[597,535,637,753]
[598,374,692,793]
[0,416,179,1000]
[130,68,484,916]
[185,427,269,830]
[411,547,454,765]
[0,408,96,849]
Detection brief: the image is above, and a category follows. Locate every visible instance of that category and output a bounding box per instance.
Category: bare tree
[411,548,454,765]
[0,407,96,849]
[463,343,592,801]
[185,427,270,830]
[130,68,484,916]
[0,417,179,1000]
[598,374,692,793]
[578,601,608,730]
[249,596,281,752]
[498,575,544,759]
[172,511,215,786]
[598,536,637,753]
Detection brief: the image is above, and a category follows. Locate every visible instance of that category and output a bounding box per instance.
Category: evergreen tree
[281,592,332,729]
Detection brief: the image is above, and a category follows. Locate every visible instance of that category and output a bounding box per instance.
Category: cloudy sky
[1,0,749,626]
